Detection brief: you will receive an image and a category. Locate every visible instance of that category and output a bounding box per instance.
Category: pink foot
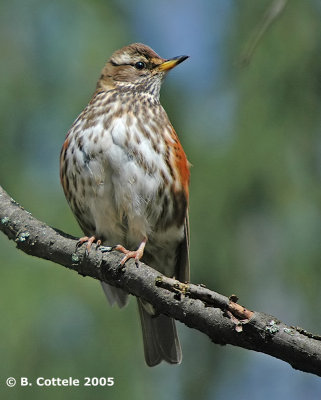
[77,236,101,253]
[114,238,147,266]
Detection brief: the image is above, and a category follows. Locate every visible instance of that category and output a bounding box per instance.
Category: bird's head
[97,43,189,97]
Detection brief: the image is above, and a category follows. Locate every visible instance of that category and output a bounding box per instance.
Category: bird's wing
[175,213,190,283]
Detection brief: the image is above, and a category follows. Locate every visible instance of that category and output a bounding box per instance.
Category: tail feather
[100,282,128,308]
[100,284,182,366]
[137,299,182,366]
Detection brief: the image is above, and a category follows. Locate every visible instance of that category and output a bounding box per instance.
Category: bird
[60,43,190,366]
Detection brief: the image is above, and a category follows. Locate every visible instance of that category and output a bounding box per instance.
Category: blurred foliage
[0,0,321,399]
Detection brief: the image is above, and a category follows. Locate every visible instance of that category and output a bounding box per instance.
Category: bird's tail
[101,282,128,308]
[137,299,182,367]
[100,282,182,366]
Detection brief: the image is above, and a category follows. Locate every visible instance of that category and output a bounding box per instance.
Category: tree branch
[1,185,321,376]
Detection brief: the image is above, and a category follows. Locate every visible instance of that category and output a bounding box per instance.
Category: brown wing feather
[175,213,190,282]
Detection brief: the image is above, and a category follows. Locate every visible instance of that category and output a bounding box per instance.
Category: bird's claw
[77,236,101,255]
[117,262,126,272]
[109,238,147,268]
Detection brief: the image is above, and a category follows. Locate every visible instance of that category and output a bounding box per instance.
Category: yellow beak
[158,55,189,71]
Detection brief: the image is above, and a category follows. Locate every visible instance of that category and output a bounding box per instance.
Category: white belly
[69,113,180,251]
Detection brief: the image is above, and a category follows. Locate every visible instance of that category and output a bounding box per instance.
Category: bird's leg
[116,237,147,266]
[77,236,102,254]
[101,237,147,267]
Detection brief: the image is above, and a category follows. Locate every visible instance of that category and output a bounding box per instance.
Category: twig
[239,0,288,66]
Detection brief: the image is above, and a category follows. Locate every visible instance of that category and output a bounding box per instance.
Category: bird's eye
[134,61,146,70]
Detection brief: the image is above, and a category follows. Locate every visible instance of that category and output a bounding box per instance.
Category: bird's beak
[158,55,189,71]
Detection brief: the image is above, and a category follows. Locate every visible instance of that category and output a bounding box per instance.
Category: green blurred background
[1,0,321,398]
